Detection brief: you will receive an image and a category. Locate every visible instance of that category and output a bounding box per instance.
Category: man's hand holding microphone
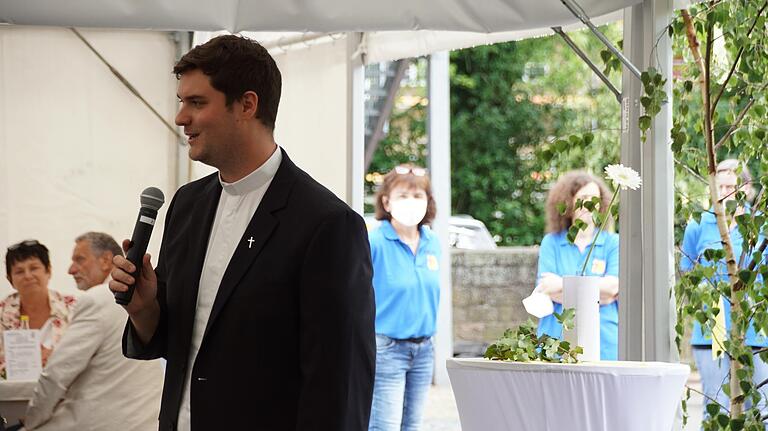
[108,187,164,345]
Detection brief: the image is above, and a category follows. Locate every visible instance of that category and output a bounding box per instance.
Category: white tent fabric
[0,27,178,298]
[0,0,641,32]
[228,10,623,64]
[361,10,623,63]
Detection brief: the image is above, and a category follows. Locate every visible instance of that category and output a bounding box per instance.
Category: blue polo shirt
[369,220,441,339]
[680,211,768,347]
[536,230,620,360]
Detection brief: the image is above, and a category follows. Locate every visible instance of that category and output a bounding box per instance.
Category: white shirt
[177,147,282,430]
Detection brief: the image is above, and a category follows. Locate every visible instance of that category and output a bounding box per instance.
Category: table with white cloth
[0,380,34,425]
[447,358,689,431]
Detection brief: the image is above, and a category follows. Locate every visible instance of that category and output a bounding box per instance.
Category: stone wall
[451,247,539,355]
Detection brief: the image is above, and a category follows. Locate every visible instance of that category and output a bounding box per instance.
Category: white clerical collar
[218,146,282,196]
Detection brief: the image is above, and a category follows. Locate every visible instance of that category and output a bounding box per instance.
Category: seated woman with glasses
[367,164,440,431]
[1,240,77,378]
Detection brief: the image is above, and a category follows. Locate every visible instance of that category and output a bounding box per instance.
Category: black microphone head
[140,187,165,211]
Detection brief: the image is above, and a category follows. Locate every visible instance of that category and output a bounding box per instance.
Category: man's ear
[100,252,114,272]
[240,91,259,119]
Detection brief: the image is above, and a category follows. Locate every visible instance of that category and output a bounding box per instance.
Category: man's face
[716,171,739,204]
[68,241,112,290]
[175,69,240,168]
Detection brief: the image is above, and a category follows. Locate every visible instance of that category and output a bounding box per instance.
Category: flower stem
[580,189,618,276]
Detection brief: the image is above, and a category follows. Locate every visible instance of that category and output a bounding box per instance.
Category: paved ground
[421,371,705,430]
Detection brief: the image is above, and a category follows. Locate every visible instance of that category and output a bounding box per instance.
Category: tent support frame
[551,26,622,104]
[560,0,642,79]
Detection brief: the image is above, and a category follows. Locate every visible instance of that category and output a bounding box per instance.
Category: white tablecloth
[0,380,35,425]
[447,358,689,431]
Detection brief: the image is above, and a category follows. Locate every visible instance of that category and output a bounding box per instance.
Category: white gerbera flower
[604,164,642,190]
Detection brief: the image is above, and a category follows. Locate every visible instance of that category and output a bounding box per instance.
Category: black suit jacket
[123,150,376,430]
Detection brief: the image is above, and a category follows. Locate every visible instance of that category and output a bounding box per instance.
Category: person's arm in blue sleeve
[596,233,619,304]
[535,233,564,303]
[680,219,701,273]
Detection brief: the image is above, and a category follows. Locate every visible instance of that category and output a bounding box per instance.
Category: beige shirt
[177,146,282,430]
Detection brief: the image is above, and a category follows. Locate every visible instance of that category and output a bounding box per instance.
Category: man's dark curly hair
[174,35,282,130]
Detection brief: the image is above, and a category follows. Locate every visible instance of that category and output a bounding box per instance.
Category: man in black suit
[109,35,375,430]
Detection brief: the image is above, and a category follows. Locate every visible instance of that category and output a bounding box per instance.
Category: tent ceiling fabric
[362,10,623,63]
[1,0,642,32]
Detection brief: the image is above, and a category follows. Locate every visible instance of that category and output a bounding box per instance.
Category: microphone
[114,187,165,305]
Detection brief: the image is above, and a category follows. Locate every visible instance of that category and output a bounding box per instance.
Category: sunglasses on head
[7,240,41,251]
[394,165,427,177]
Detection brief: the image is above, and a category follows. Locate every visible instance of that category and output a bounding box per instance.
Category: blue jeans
[693,347,768,428]
[368,334,434,431]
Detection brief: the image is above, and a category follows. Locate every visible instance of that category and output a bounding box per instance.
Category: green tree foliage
[664,1,768,427]
[365,59,429,209]
[365,24,627,246]
[450,27,622,246]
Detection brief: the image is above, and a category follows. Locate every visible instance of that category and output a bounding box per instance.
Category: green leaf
[730,418,745,431]
[706,403,720,417]
[738,270,755,284]
[557,202,567,216]
[567,226,578,243]
[554,139,569,153]
[740,380,751,393]
[641,71,651,86]
[716,413,729,428]
[556,308,577,331]
[703,248,726,261]
[639,115,651,131]
[684,80,693,92]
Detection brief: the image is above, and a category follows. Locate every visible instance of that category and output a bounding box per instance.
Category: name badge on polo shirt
[591,258,606,275]
[427,254,439,271]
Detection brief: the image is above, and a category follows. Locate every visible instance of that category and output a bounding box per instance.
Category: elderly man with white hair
[22,232,163,430]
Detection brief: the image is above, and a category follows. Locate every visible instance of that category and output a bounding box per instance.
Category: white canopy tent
[1,0,642,32]
[0,0,679,384]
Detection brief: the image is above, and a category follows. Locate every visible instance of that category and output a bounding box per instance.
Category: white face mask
[389,198,428,227]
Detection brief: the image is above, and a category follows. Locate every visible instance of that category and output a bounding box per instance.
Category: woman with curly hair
[534,170,620,360]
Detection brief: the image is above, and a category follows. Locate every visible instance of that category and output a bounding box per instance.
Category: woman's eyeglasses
[394,166,427,177]
[7,240,41,251]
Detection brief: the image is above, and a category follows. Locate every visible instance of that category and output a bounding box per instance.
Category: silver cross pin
[247,237,255,249]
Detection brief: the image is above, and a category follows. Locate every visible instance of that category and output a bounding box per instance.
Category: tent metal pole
[261,32,343,53]
[346,32,366,214]
[173,31,193,187]
[427,51,453,386]
[560,0,642,79]
[551,27,621,104]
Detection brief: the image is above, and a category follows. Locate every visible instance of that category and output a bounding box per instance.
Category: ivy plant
[484,309,584,363]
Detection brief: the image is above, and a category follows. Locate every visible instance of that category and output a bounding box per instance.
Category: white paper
[522,292,554,318]
[562,275,601,361]
[3,329,43,381]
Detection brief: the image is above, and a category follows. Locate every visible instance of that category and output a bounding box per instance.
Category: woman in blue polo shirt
[680,159,768,423]
[368,164,441,431]
[534,171,620,360]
